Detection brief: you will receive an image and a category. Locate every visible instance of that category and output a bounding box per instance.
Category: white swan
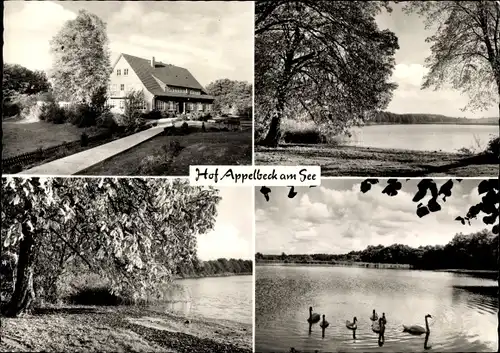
[307,306,320,324]
[346,317,357,330]
[370,309,378,321]
[320,314,329,329]
[403,314,432,335]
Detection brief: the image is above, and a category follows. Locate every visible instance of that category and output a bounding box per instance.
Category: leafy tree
[255,0,399,147]
[404,1,500,118]
[2,64,51,99]
[123,89,147,125]
[205,79,253,117]
[1,177,221,317]
[259,179,499,234]
[49,10,111,104]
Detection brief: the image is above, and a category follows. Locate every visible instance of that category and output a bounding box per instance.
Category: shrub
[96,111,118,130]
[180,122,189,135]
[81,132,89,147]
[39,102,67,124]
[485,136,499,160]
[2,101,20,118]
[202,122,206,132]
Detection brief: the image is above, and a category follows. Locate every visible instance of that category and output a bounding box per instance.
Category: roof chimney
[151,56,155,68]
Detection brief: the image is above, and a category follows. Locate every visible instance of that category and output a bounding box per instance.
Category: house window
[117,69,121,76]
[207,104,212,112]
[198,103,202,111]
[124,69,128,76]
[120,84,125,91]
[119,100,124,109]
[169,101,174,110]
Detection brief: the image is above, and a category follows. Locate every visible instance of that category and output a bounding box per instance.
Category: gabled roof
[119,54,213,99]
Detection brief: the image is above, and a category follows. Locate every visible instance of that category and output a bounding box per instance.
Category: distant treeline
[369,111,498,125]
[256,229,498,271]
[175,258,253,278]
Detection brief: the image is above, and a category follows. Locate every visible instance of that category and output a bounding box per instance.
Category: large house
[107,53,214,115]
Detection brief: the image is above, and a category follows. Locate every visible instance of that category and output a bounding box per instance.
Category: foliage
[404,1,500,115]
[39,102,68,124]
[260,179,499,234]
[124,90,147,126]
[485,136,500,159]
[2,64,51,100]
[49,10,112,104]
[1,177,221,316]
[256,229,498,270]
[255,0,399,147]
[205,79,253,116]
[175,258,253,278]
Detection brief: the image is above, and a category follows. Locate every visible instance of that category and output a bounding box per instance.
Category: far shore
[175,272,252,280]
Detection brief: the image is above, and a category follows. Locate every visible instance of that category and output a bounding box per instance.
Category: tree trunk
[3,223,37,317]
[262,110,283,148]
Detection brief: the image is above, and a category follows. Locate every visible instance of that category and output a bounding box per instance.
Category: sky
[255,179,490,255]
[375,3,497,118]
[3,1,254,87]
[197,186,253,261]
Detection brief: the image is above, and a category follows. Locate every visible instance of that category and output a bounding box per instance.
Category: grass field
[78,129,252,176]
[2,121,107,159]
[255,144,499,177]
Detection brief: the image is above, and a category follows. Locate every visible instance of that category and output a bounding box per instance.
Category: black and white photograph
[2,1,253,176]
[254,1,499,177]
[0,177,253,353]
[255,179,498,352]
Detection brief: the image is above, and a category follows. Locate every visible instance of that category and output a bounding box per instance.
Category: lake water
[344,124,498,153]
[149,275,252,325]
[255,265,498,352]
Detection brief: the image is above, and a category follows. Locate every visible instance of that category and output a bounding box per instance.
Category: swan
[307,306,320,324]
[346,317,357,330]
[403,314,432,335]
[370,309,378,321]
[320,315,329,329]
[372,318,385,334]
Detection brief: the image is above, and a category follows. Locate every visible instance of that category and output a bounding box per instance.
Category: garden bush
[2,101,21,118]
[80,132,89,147]
[39,102,67,124]
[180,122,189,135]
[485,136,499,160]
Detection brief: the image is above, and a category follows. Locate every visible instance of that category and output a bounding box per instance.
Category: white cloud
[197,224,251,261]
[392,63,428,87]
[4,1,77,71]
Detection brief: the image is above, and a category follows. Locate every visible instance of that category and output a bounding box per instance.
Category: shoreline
[175,272,252,280]
[0,304,252,353]
[255,144,499,177]
[255,262,498,275]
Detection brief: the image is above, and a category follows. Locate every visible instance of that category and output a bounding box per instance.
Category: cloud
[255,180,489,255]
[4,2,77,70]
[392,64,428,87]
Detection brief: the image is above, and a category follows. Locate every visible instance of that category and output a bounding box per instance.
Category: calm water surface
[150,275,252,325]
[345,125,498,153]
[256,265,498,352]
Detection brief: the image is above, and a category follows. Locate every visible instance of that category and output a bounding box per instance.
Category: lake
[344,124,498,153]
[149,275,253,325]
[255,265,498,352]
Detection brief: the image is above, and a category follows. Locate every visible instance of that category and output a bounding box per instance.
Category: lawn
[78,129,252,176]
[2,121,107,159]
[255,144,499,177]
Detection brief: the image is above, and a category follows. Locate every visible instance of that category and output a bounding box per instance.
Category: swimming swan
[372,317,385,334]
[370,309,378,321]
[346,317,358,330]
[320,315,329,329]
[403,314,432,335]
[307,306,320,324]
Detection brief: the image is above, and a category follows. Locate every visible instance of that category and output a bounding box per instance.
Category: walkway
[20,121,173,175]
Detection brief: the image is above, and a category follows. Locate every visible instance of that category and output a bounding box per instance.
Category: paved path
[20,122,173,176]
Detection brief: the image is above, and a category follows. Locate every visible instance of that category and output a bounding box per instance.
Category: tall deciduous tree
[255,0,399,147]
[206,79,253,117]
[1,177,221,317]
[404,1,500,118]
[49,10,112,104]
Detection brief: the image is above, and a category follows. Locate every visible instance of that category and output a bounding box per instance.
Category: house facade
[107,54,214,115]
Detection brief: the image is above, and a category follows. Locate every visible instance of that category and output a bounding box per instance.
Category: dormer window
[124,69,128,76]
[117,69,121,76]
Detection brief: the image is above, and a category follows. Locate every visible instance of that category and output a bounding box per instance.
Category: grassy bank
[255,144,499,177]
[176,272,252,280]
[0,305,252,353]
[78,127,252,176]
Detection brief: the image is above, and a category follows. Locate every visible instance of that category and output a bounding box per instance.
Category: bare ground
[255,144,499,177]
[0,305,252,353]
